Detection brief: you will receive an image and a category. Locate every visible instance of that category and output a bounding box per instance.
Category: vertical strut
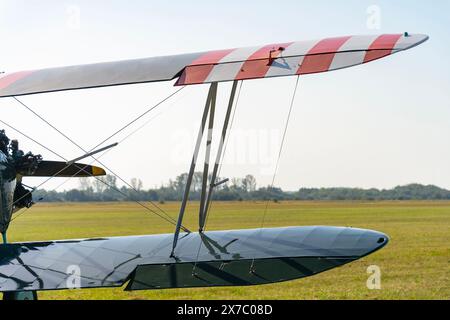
[171,83,217,257]
[198,85,217,226]
[200,80,238,231]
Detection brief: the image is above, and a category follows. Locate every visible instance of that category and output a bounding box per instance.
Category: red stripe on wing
[363,34,402,63]
[297,36,352,75]
[0,71,34,90]
[190,49,236,66]
[177,49,235,85]
[235,43,293,80]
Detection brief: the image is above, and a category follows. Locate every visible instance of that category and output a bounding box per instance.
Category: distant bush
[33,174,450,202]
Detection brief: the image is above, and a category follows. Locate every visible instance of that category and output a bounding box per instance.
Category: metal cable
[259,76,300,228]
[15,95,179,218]
[84,86,186,153]
[14,92,181,219]
[6,86,188,229]
[249,76,300,272]
[6,121,182,228]
[33,109,166,194]
[0,118,66,160]
[12,107,184,227]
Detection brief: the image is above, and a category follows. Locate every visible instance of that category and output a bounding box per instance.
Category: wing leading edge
[0,226,388,292]
[0,34,428,97]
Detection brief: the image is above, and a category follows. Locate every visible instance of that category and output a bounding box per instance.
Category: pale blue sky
[0,1,449,191]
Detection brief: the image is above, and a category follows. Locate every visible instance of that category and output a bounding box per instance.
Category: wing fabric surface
[0,53,201,97]
[176,33,428,85]
[0,34,427,97]
[0,226,387,292]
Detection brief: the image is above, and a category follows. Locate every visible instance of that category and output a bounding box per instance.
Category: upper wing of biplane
[0,33,428,97]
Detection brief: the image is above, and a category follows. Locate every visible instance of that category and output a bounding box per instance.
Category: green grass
[6,201,450,300]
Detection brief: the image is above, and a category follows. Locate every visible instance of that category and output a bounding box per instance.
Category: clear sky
[0,0,449,191]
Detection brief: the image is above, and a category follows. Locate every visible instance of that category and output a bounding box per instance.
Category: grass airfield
[7,201,450,300]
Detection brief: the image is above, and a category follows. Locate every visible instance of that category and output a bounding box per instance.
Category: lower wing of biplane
[0,226,387,292]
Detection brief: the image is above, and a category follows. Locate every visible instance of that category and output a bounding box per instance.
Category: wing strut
[200,80,238,231]
[198,85,217,230]
[171,81,239,256]
[171,82,218,257]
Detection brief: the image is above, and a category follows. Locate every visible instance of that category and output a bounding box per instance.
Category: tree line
[32,173,450,202]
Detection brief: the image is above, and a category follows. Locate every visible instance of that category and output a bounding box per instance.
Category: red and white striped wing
[175,33,428,85]
[0,34,427,97]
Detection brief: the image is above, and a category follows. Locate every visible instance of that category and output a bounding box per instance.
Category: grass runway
[7,201,450,300]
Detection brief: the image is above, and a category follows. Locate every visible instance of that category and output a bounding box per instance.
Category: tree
[175,173,188,194]
[231,178,243,191]
[105,175,117,190]
[192,172,203,192]
[78,177,92,191]
[93,177,107,193]
[242,174,257,192]
[130,178,143,191]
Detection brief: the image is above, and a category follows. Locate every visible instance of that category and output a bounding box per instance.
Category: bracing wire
[11,106,186,227]
[7,86,188,229]
[13,90,183,219]
[249,76,300,272]
[6,119,182,228]
[0,118,66,160]
[85,86,186,153]
[11,89,186,224]
[26,108,167,197]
